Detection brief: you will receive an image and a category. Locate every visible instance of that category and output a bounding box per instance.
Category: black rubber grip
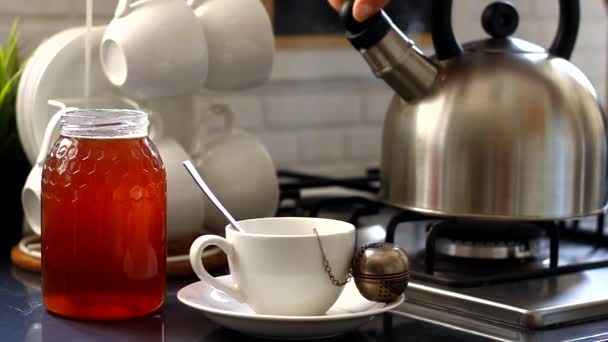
[340,1,391,50]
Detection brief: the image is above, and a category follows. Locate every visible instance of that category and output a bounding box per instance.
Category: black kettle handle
[431,0,462,60]
[432,0,580,60]
[548,0,580,60]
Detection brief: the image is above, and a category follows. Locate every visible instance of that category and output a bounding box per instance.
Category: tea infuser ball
[313,228,409,302]
[352,243,410,303]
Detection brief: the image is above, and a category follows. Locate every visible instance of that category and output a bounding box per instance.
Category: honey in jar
[41,109,166,320]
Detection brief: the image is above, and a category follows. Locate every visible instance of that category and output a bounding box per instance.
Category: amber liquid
[41,136,167,320]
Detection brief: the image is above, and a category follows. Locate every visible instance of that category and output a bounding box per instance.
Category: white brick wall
[299,129,345,163]
[3,0,607,171]
[258,131,300,166]
[263,86,361,128]
[345,126,382,162]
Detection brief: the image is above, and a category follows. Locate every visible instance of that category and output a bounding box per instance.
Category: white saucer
[16,26,117,164]
[177,275,404,340]
[17,27,82,162]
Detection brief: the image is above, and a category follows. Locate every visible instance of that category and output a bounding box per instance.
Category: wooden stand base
[11,235,227,277]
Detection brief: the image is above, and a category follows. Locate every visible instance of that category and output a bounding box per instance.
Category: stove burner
[278,167,608,289]
[410,249,546,280]
[432,220,544,261]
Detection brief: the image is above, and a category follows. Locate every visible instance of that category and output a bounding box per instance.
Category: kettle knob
[482,2,519,39]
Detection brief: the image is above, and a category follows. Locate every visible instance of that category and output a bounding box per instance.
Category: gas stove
[278,168,608,341]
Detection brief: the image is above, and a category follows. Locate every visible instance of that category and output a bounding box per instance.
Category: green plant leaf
[0,51,6,88]
[6,19,21,77]
[0,67,22,135]
[0,18,26,160]
[0,19,20,89]
[0,66,22,104]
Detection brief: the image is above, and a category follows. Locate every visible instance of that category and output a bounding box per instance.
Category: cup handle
[190,235,246,302]
[23,106,76,235]
[115,0,134,18]
[36,107,76,166]
[147,111,164,141]
[189,103,237,156]
[209,103,236,133]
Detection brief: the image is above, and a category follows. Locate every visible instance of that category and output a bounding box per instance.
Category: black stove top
[277,168,608,336]
[277,168,608,288]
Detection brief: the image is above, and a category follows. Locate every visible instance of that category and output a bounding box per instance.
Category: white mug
[22,106,205,241]
[191,104,279,233]
[22,98,161,235]
[190,217,356,316]
[155,138,206,241]
[191,0,274,90]
[22,108,72,235]
[100,0,208,99]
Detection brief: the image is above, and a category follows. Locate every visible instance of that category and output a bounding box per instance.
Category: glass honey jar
[41,109,167,320]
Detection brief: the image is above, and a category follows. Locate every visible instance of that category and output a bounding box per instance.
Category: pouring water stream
[84,0,93,100]
[182,160,246,233]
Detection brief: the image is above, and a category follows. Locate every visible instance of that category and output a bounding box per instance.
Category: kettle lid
[463,37,546,55]
[432,0,580,61]
[461,2,544,55]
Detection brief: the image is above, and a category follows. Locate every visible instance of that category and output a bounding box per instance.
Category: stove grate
[277,168,608,288]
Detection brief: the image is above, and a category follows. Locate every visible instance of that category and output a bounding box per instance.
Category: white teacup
[190,0,274,90]
[190,217,356,316]
[190,104,279,233]
[100,0,208,99]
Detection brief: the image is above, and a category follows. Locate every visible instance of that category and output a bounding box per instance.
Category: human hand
[328,0,390,22]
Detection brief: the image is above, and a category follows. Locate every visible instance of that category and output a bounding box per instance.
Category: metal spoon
[182,160,246,233]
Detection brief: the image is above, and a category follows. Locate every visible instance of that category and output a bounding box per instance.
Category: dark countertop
[0,260,487,342]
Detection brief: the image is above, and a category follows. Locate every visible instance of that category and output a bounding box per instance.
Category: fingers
[328,0,344,11]
[328,0,390,22]
[353,0,390,22]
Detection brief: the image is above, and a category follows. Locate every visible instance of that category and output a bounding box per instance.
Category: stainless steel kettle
[342,0,608,220]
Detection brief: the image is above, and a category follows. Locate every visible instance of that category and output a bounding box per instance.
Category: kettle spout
[341,4,438,102]
[362,29,439,102]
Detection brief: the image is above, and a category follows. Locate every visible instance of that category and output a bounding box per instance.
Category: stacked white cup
[190,104,279,234]
[96,0,278,237]
[100,0,275,99]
